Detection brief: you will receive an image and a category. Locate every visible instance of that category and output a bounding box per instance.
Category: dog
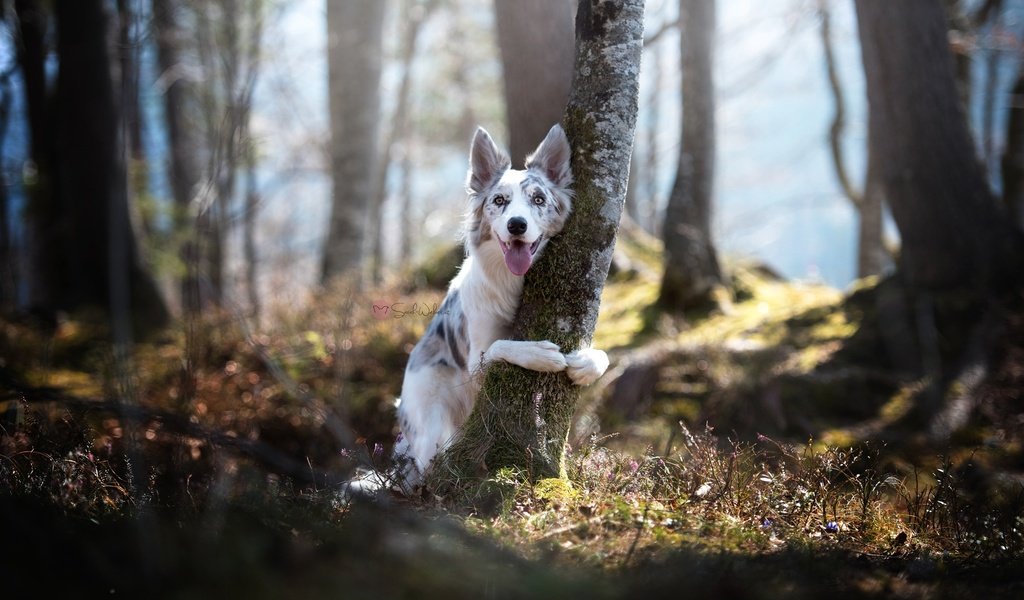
[349,124,609,497]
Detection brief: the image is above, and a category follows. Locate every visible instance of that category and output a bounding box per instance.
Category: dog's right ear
[467,127,511,194]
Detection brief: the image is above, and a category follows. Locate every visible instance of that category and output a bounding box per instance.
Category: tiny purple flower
[761,517,773,529]
[373,443,384,460]
[825,521,839,534]
[629,460,639,473]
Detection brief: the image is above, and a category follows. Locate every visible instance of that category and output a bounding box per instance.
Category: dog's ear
[526,124,573,189]
[467,127,511,194]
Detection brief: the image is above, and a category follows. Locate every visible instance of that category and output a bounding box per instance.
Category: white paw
[517,340,568,372]
[565,347,609,386]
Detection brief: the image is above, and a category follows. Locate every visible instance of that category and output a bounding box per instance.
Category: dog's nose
[507,217,527,236]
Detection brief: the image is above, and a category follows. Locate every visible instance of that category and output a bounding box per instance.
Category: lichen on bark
[428,0,644,501]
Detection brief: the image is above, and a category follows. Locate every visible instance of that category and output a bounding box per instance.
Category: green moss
[534,477,579,507]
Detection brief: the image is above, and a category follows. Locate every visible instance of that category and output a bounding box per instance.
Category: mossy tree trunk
[430,0,644,493]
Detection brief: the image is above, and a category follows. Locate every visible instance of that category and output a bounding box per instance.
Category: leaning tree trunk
[430,0,644,493]
[658,0,723,312]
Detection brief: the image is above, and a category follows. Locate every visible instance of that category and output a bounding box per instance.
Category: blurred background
[0,0,1003,320]
[0,0,1021,316]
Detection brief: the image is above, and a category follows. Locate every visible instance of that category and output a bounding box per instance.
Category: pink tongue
[504,241,533,276]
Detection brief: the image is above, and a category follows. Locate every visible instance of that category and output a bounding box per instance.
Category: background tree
[855,0,1019,292]
[657,0,723,312]
[154,0,204,315]
[321,0,385,286]
[493,0,575,167]
[432,0,644,492]
[854,0,1024,438]
[14,0,169,331]
[368,0,438,284]
[817,0,886,278]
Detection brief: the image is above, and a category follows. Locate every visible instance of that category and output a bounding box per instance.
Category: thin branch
[817,0,862,210]
[644,17,678,46]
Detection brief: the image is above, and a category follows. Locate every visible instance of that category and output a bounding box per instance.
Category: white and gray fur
[348,125,609,496]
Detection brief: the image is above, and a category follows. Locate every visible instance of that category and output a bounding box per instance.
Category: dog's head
[464,124,573,276]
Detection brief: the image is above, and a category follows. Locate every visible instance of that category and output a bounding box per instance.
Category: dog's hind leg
[393,366,471,490]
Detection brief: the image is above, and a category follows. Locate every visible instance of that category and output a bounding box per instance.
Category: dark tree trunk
[14,0,59,311]
[0,60,15,309]
[1002,68,1024,231]
[321,0,385,286]
[432,0,644,494]
[494,0,575,167]
[855,0,1018,291]
[54,0,168,328]
[855,0,1024,440]
[658,0,722,312]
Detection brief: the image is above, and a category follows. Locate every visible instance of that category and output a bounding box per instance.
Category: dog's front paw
[521,340,568,372]
[565,347,609,386]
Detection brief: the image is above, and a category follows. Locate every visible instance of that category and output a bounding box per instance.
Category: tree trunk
[493,0,575,167]
[153,0,203,315]
[0,65,15,309]
[855,0,1017,291]
[54,0,168,329]
[15,0,59,311]
[1002,68,1024,232]
[431,0,644,493]
[658,0,722,313]
[321,0,385,286]
[818,0,886,278]
[857,161,886,278]
[369,0,436,284]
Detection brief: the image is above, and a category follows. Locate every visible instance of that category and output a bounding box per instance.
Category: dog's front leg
[481,339,568,373]
[565,347,609,386]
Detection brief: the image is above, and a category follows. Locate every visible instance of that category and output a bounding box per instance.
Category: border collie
[352,125,608,496]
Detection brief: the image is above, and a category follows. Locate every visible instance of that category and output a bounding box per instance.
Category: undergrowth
[2,264,1024,597]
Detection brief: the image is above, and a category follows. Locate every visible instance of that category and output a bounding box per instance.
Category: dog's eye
[493,194,507,206]
[531,193,546,206]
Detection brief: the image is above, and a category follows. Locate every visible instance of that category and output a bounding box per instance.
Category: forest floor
[2,226,1023,598]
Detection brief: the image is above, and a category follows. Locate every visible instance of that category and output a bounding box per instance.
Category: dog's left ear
[526,124,573,189]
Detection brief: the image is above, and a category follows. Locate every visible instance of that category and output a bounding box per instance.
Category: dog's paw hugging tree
[429,0,645,503]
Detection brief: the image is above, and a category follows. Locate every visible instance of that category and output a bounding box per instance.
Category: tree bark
[431,0,644,492]
[855,0,1018,291]
[658,0,723,312]
[321,0,385,286]
[493,0,575,167]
